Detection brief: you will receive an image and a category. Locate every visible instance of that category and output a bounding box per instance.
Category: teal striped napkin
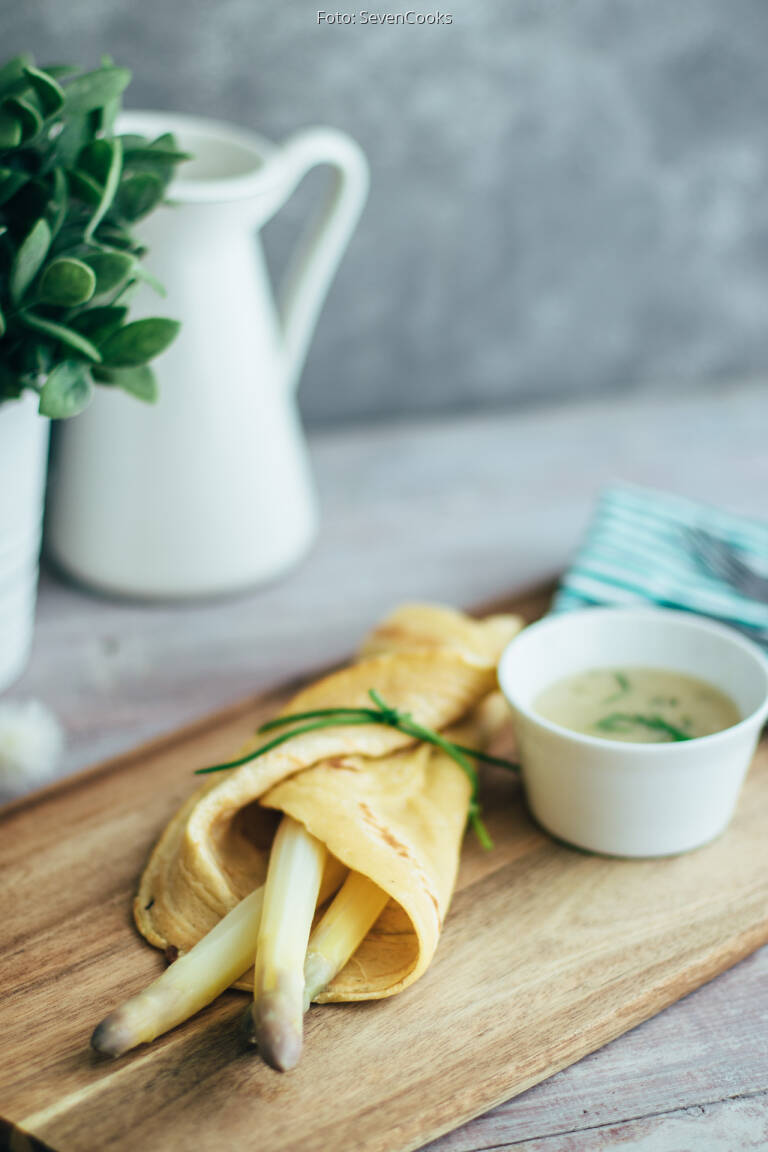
[553,486,768,643]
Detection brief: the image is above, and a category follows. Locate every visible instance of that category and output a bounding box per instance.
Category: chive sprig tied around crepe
[91,603,522,1070]
[196,687,521,848]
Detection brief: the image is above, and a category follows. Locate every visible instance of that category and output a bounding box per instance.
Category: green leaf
[70,304,128,343]
[99,100,119,136]
[0,55,33,97]
[0,303,5,338]
[77,138,112,184]
[122,134,191,183]
[20,312,102,361]
[96,62,120,137]
[114,133,146,150]
[91,222,139,251]
[0,109,21,148]
[49,222,89,256]
[151,133,178,150]
[54,114,89,167]
[39,257,96,306]
[83,251,134,294]
[123,144,191,166]
[62,66,131,114]
[132,262,166,297]
[2,94,43,142]
[0,166,27,206]
[66,166,103,206]
[47,166,67,236]
[0,361,21,401]
[100,317,179,365]
[22,66,65,116]
[111,279,139,307]
[41,64,80,80]
[10,217,51,304]
[97,363,158,403]
[38,360,93,418]
[116,172,164,221]
[84,138,123,241]
[8,177,48,230]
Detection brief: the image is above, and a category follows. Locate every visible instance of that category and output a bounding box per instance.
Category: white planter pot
[0,393,50,693]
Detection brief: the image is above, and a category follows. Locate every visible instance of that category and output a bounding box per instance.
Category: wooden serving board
[2,586,768,1152]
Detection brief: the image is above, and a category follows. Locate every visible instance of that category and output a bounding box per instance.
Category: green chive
[594,712,692,742]
[194,689,521,849]
[602,671,630,705]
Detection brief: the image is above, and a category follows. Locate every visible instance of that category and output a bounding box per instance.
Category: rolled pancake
[135,604,521,1001]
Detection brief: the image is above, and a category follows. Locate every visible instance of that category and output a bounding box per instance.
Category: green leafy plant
[0,54,189,417]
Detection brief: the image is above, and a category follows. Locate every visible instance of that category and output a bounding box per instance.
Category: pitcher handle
[273,128,369,392]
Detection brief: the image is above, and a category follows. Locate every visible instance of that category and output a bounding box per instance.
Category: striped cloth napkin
[553,486,768,644]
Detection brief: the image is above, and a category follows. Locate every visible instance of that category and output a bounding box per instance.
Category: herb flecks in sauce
[602,671,630,704]
[594,712,692,742]
[535,667,740,744]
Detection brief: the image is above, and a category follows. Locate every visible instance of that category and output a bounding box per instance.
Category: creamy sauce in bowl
[534,666,741,743]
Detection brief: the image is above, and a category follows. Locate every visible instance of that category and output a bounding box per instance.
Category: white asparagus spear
[303,872,389,1009]
[245,815,327,1071]
[91,854,346,1058]
[91,886,266,1058]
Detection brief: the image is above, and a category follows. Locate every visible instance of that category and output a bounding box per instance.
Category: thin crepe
[135,604,521,1001]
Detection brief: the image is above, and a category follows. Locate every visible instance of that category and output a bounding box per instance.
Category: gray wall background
[4,0,768,425]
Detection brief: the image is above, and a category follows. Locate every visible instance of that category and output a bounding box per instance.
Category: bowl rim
[498,606,768,756]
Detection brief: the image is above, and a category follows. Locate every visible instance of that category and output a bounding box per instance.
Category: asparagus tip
[246,994,303,1072]
[91,1010,135,1059]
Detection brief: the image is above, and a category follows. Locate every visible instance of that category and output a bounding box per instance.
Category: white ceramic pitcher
[46,112,369,597]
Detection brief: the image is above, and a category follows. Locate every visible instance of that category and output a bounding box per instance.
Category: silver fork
[685,527,768,604]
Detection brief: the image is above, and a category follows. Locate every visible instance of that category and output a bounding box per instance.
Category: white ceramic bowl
[498,608,768,857]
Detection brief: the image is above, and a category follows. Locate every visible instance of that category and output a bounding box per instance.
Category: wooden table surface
[7,379,768,1151]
